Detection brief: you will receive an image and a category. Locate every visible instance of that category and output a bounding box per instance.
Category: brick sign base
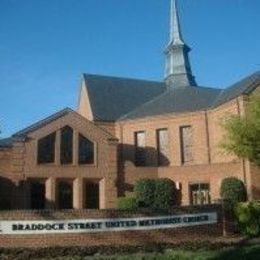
[0,205,223,248]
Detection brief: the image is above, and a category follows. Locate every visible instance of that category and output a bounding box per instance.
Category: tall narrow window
[180,126,193,164]
[135,131,146,166]
[156,129,169,166]
[58,181,73,209]
[60,126,73,164]
[37,132,56,164]
[190,183,210,205]
[78,134,94,165]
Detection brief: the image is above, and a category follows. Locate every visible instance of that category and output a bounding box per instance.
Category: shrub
[220,177,247,211]
[153,178,176,209]
[117,196,137,210]
[235,201,260,237]
[134,179,155,208]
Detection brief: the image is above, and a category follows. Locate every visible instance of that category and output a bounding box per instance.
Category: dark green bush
[235,201,260,237]
[135,178,176,209]
[134,179,155,208]
[153,178,175,209]
[220,177,247,210]
[117,196,137,210]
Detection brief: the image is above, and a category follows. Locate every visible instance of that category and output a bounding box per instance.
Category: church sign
[0,212,217,235]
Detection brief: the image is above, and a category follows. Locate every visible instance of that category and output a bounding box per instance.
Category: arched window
[78,134,94,165]
[60,126,73,164]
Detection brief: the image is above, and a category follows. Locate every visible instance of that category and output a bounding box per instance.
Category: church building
[0,0,259,210]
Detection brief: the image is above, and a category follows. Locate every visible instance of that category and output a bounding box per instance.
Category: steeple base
[165,73,197,89]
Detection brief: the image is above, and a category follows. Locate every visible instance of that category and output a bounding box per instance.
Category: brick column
[45,177,56,209]
[73,177,83,209]
[55,130,61,165]
[73,130,79,165]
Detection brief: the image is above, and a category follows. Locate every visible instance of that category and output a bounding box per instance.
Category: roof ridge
[212,70,260,107]
[83,73,164,84]
[13,107,73,137]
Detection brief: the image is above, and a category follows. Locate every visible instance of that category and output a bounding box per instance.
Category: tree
[221,94,260,166]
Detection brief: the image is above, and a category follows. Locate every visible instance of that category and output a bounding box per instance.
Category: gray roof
[83,74,165,121]
[118,71,260,120]
[120,86,221,120]
[83,71,260,121]
[213,71,260,107]
[0,138,13,148]
[13,108,73,137]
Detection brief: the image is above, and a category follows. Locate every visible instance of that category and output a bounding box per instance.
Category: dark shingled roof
[0,137,13,148]
[213,71,260,107]
[83,74,165,121]
[120,86,221,120]
[13,108,73,137]
[83,71,260,121]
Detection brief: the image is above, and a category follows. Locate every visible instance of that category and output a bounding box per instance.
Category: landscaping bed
[0,236,259,260]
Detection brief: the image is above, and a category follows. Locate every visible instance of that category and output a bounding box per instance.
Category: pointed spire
[170,0,184,45]
[165,0,197,88]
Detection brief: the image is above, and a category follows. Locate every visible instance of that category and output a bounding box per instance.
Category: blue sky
[0,0,259,138]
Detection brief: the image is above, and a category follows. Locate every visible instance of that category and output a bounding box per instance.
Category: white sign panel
[0,212,217,235]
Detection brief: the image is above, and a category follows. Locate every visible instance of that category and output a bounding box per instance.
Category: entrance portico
[24,177,113,210]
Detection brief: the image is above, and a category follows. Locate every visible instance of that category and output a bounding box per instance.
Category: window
[85,182,99,209]
[30,181,45,209]
[134,131,146,166]
[57,181,73,209]
[60,126,73,164]
[37,133,56,164]
[180,126,193,164]
[78,134,94,165]
[156,129,169,166]
[190,183,210,205]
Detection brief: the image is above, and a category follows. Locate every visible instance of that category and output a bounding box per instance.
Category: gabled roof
[13,108,73,137]
[82,71,260,122]
[12,107,117,141]
[119,86,221,120]
[213,71,260,107]
[0,137,13,148]
[83,74,166,121]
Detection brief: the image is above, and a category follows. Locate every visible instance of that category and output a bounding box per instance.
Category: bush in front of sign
[134,179,155,208]
[153,178,176,209]
[117,196,137,210]
[235,201,260,237]
[220,177,247,211]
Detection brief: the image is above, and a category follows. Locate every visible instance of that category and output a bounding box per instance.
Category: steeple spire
[170,0,184,45]
[165,0,196,88]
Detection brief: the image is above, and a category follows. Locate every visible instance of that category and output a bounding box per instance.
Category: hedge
[134,179,155,208]
[220,177,246,211]
[117,197,137,210]
[135,178,176,209]
[153,179,176,209]
[235,201,260,237]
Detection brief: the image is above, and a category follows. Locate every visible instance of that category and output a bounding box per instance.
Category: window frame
[134,131,146,167]
[78,133,96,166]
[60,126,74,165]
[37,132,56,165]
[156,128,169,166]
[189,182,211,206]
[179,125,194,165]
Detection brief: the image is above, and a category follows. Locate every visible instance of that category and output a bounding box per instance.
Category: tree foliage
[221,94,260,166]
